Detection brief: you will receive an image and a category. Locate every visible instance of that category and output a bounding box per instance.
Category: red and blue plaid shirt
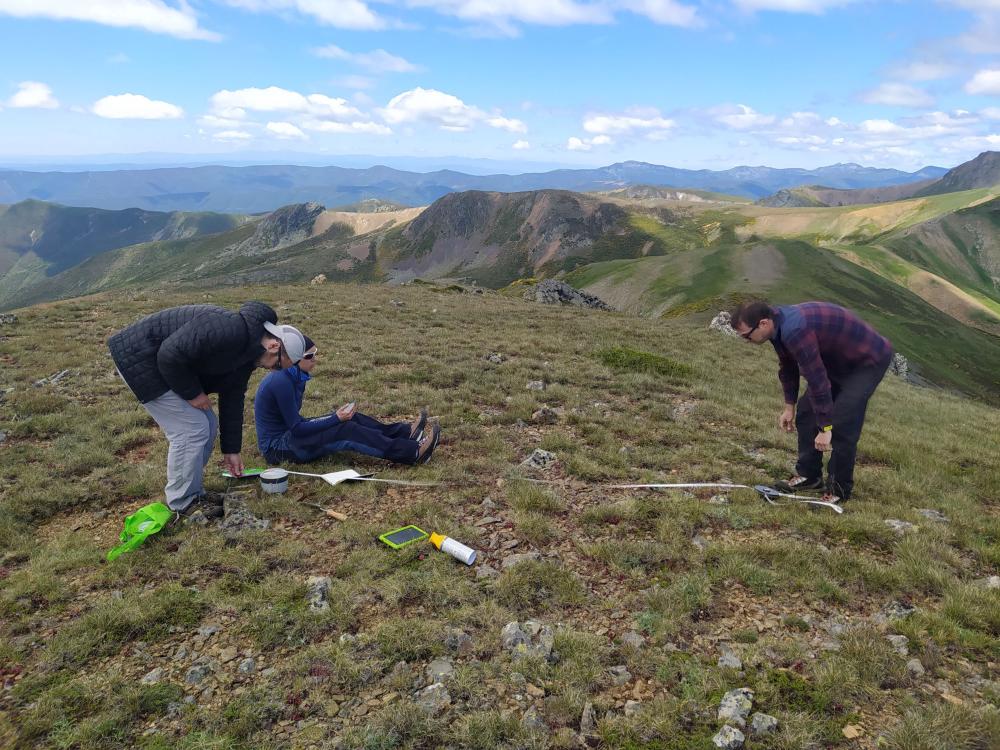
[771,302,893,427]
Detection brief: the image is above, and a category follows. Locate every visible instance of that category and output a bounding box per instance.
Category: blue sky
[1,0,998,170]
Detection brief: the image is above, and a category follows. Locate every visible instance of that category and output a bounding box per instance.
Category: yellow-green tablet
[379,525,429,549]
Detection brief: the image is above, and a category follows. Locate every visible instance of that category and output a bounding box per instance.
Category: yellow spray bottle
[429,532,477,565]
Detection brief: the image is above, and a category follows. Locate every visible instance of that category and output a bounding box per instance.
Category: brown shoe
[410,407,428,440]
[416,421,441,464]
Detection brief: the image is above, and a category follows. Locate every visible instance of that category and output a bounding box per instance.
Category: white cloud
[583,110,675,136]
[889,60,957,82]
[306,93,366,119]
[8,81,59,109]
[512,139,530,150]
[966,68,1000,95]
[621,0,699,26]
[301,119,391,134]
[732,0,856,12]
[92,93,183,119]
[209,87,367,119]
[198,114,246,129]
[775,135,826,145]
[487,115,528,133]
[404,0,611,28]
[211,86,310,114]
[713,104,776,129]
[0,0,219,40]
[861,82,935,108]
[566,134,612,151]
[861,119,905,134]
[981,107,1000,119]
[313,45,419,73]
[380,87,524,133]
[213,130,253,141]
[207,85,389,136]
[219,0,384,29]
[266,121,307,139]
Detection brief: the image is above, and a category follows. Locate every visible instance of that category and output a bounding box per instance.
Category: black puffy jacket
[108,301,278,454]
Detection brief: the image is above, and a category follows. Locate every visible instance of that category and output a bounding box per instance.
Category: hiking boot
[775,475,823,493]
[417,421,441,465]
[178,495,225,520]
[410,407,428,440]
[201,490,227,506]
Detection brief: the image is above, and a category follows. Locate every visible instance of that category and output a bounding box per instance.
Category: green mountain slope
[0,200,247,307]
[567,239,1000,403]
[917,150,1000,196]
[881,196,1000,303]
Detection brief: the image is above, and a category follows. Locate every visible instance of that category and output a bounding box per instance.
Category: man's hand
[336,402,357,421]
[778,404,795,433]
[814,430,832,452]
[222,453,243,477]
[187,393,212,410]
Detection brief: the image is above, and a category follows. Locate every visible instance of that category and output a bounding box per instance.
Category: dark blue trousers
[795,354,891,500]
[267,413,420,465]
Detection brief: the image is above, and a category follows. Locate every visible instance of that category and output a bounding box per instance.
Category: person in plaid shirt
[730,300,893,503]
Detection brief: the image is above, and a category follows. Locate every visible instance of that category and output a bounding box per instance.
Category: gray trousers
[142,390,218,511]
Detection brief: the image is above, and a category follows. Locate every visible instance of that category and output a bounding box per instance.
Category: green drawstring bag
[106,502,174,562]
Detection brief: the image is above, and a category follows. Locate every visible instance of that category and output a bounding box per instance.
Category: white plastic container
[429,532,477,565]
[260,468,289,494]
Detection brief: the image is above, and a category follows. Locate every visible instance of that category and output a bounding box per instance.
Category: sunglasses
[302,348,318,361]
[740,322,760,340]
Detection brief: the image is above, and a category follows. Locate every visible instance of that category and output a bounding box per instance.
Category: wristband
[821,425,833,432]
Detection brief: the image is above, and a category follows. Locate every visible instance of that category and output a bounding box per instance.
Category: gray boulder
[141,667,166,685]
[718,687,754,727]
[426,658,455,683]
[889,352,910,380]
[502,551,542,570]
[524,280,612,311]
[750,712,778,736]
[219,496,270,537]
[306,576,332,611]
[709,311,739,337]
[580,702,597,734]
[416,683,451,714]
[520,449,556,470]
[713,725,745,749]
[501,620,556,662]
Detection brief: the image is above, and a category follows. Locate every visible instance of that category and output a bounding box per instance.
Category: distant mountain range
[0,160,946,214]
[757,151,1000,208]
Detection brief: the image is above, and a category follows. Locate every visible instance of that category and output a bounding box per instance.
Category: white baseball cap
[263,322,306,363]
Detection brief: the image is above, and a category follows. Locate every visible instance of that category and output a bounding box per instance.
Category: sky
[0,0,999,171]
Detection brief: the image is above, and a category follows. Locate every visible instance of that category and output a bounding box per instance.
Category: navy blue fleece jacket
[254,366,339,453]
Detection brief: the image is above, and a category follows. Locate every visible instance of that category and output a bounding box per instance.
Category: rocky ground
[0,283,997,749]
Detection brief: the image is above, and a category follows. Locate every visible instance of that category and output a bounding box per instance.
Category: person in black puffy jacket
[108,301,297,517]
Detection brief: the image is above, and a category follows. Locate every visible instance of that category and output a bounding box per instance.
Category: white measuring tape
[607,482,844,513]
[522,478,844,514]
[279,470,842,513]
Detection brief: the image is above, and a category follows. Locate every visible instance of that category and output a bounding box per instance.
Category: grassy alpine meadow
[0,282,998,750]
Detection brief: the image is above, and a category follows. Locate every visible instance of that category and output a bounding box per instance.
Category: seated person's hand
[336,402,356,421]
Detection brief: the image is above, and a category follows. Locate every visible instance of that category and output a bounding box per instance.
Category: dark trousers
[795,355,891,500]
[269,413,419,465]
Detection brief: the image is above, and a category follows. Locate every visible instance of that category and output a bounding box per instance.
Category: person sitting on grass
[254,334,440,467]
